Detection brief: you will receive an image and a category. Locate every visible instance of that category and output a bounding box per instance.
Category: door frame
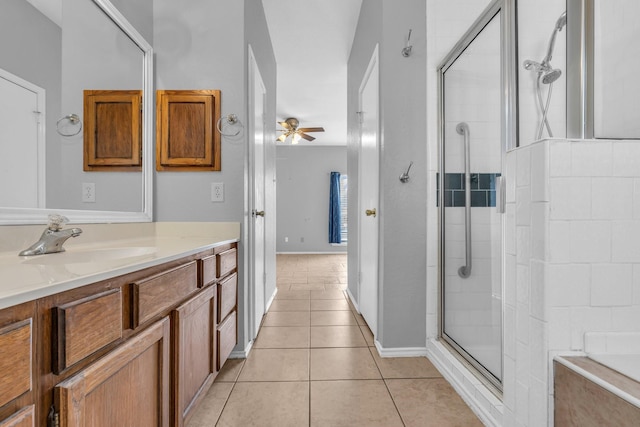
[247,45,267,342]
[357,44,381,339]
[0,68,46,208]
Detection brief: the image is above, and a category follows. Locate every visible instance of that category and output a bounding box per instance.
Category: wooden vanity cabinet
[0,302,36,427]
[25,241,239,427]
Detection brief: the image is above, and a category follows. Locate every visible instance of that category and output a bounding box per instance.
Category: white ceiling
[262,0,363,146]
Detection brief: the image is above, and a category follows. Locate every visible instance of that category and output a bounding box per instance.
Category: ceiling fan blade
[276,133,288,142]
[298,127,325,133]
[299,132,316,142]
[278,121,292,130]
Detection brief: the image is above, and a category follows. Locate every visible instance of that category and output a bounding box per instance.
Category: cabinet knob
[365,208,376,217]
[253,210,265,217]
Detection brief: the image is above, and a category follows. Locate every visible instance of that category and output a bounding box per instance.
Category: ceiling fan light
[292,133,301,144]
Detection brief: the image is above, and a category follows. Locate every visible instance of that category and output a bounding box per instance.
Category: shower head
[542,68,562,84]
[555,11,567,31]
[542,11,567,66]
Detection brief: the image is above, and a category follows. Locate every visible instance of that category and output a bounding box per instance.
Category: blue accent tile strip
[436,173,501,207]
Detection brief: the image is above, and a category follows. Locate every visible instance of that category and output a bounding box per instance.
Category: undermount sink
[22,246,157,265]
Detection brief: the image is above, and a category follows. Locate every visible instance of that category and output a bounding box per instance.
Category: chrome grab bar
[456,122,472,279]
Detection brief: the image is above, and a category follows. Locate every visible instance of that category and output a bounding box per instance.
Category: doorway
[0,68,45,208]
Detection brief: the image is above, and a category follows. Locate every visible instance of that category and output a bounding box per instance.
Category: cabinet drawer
[199,255,217,287]
[53,289,123,373]
[133,261,198,327]
[217,273,237,323]
[216,310,236,371]
[216,248,236,278]
[0,405,35,427]
[0,319,32,408]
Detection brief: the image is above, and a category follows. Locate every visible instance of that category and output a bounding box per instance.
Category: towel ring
[216,113,243,137]
[56,114,82,137]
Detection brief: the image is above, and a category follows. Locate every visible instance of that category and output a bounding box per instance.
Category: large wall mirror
[0,0,153,224]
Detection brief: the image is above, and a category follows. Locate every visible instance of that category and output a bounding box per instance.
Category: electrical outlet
[82,183,95,203]
[211,182,224,202]
[284,237,289,243]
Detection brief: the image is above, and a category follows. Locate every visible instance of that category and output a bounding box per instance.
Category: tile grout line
[367,345,407,427]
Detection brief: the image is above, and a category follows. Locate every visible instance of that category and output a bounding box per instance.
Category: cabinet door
[156,90,221,171]
[83,90,142,171]
[0,302,35,424]
[172,286,216,427]
[55,318,170,427]
[0,405,34,427]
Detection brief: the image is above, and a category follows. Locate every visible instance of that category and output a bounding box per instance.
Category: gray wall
[276,145,347,253]
[53,0,147,212]
[348,0,427,349]
[110,0,154,43]
[0,0,61,208]
[154,0,277,351]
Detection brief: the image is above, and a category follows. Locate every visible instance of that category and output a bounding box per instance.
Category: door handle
[365,208,376,217]
[252,210,265,217]
[495,176,505,214]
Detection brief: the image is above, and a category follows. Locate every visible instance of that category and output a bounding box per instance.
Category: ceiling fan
[276,118,325,144]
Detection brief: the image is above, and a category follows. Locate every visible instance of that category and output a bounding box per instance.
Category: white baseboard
[374,340,429,358]
[346,288,359,312]
[229,340,253,359]
[265,288,277,312]
[276,251,347,255]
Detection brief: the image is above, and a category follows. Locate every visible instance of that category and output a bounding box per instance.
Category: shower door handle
[495,176,505,214]
[457,122,471,279]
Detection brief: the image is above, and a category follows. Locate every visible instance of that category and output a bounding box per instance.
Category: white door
[249,46,267,340]
[0,69,45,208]
[358,46,380,337]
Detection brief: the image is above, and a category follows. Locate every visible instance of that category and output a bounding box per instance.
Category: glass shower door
[439,7,504,387]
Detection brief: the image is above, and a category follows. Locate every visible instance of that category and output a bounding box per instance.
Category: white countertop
[0,222,240,309]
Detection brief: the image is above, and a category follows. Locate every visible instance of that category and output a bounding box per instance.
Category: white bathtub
[588,354,640,383]
[575,331,640,408]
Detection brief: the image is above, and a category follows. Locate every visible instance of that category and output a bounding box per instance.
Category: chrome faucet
[19,215,83,256]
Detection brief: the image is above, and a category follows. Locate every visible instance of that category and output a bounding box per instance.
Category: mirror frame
[0,0,153,225]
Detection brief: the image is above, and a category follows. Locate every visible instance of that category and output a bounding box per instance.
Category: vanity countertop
[0,222,240,309]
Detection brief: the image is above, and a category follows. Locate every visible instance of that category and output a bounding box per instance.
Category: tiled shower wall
[502,138,640,426]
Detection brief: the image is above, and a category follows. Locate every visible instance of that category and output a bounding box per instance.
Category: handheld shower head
[542,11,567,66]
[542,68,562,84]
[555,11,567,31]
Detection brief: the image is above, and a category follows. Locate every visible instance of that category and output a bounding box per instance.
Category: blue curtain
[329,172,342,244]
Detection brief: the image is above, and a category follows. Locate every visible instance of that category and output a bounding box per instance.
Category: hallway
[187,254,482,426]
